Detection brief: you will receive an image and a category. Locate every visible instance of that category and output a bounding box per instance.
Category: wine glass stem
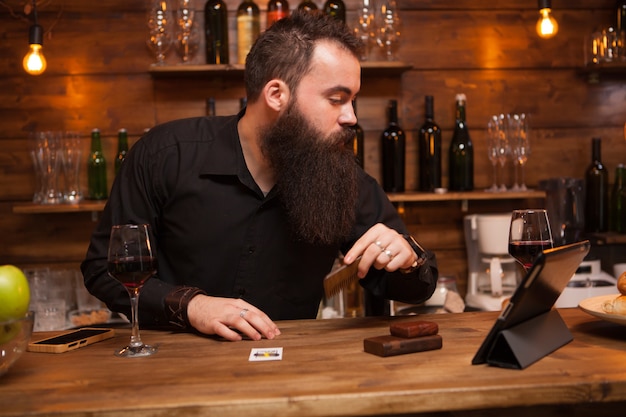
[128,289,144,348]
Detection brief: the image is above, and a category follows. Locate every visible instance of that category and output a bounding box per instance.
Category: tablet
[472,240,590,366]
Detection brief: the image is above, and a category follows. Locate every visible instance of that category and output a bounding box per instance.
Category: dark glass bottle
[88,128,108,200]
[323,0,345,23]
[618,0,626,31]
[350,99,364,168]
[448,93,474,191]
[237,0,261,64]
[418,95,442,191]
[297,0,318,12]
[381,99,405,192]
[205,0,229,65]
[585,137,609,233]
[206,97,216,116]
[115,128,128,175]
[267,0,290,27]
[610,164,626,233]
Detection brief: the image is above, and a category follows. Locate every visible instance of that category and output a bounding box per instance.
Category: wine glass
[107,224,158,357]
[508,209,554,272]
[146,1,173,65]
[516,113,531,191]
[174,0,199,63]
[485,117,500,192]
[352,0,376,61]
[375,0,402,61]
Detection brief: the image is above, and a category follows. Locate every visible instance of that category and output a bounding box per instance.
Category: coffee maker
[464,213,521,311]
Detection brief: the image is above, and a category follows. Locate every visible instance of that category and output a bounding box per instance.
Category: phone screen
[32,329,111,345]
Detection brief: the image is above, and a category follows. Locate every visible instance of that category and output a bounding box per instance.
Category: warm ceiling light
[536,0,558,39]
[23,1,47,75]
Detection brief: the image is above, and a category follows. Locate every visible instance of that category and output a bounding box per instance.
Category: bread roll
[602,295,626,315]
[618,271,626,296]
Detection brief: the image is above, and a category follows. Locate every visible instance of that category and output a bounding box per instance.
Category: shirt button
[248,246,255,254]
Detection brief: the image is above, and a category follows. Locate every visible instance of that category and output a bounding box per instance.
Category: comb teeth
[323,257,361,298]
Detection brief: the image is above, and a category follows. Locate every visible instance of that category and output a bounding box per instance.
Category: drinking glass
[146,0,173,65]
[174,0,199,63]
[353,0,377,61]
[508,209,553,272]
[107,224,158,357]
[508,113,531,191]
[375,0,401,61]
[60,131,82,203]
[486,114,509,192]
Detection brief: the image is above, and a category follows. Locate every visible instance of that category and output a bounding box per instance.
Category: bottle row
[30,129,129,204]
[205,0,347,64]
[370,94,474,194]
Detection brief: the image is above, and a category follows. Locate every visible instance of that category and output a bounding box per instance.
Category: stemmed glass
[508,209,554,272]
[353,0,377,61]
[174,0,199,63]
[486,114,509,192]
[107,224,158,357]
[376,0,401,61]
[508,113,531,191]
[146,0,173,65]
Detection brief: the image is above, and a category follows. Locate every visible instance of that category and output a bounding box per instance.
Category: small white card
[249,347,283,362]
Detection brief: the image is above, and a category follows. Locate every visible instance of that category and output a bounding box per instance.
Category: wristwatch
[401,234,428,274]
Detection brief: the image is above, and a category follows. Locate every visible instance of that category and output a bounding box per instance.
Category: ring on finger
[384,249,394,260]
[240,308,249,318]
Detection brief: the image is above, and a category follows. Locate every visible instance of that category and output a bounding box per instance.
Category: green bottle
[115,128,128,175]
[88,128,108,200]
[448,93,474,191]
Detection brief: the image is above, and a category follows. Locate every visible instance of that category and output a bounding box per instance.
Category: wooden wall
[0,0,625,297]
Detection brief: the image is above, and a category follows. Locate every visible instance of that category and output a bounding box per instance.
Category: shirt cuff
[400,234,428,274]
[164,286,207,328]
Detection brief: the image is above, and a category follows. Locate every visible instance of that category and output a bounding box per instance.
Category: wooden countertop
[1,308,626,417]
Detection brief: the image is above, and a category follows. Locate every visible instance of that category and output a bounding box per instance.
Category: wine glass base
[115,344,158,358]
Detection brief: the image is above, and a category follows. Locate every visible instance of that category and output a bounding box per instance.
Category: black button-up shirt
[81,114,437,324]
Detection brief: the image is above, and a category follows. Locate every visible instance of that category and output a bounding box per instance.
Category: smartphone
[28,328,115,353]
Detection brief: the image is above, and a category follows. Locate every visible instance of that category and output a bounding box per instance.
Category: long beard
[260,104,359,246]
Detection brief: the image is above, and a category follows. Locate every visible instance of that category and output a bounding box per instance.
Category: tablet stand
[485,309,573,370]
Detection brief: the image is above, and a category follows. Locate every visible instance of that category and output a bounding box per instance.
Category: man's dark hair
[244,10,363,102]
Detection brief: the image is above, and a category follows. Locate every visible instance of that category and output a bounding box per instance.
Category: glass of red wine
[508,209,554,272]
[107,224,158,357]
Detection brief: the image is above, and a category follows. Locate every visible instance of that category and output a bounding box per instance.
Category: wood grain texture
[1,309,626,417]
[0,1,624,295]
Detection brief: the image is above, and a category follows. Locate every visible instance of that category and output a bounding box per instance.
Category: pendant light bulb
[536,0,558,39]
[23,1,47,76]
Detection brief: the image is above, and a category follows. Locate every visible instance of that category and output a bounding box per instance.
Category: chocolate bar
[389,320,439,338]
[363,334,443,357]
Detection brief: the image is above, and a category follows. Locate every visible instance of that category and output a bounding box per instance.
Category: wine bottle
[448,93,474,191]
[323,0,345,23]
[205,0,229,64]
[115,128,128,176]
[206,97,216,116]
[381,99,405,192]
[87,128,108,200]
[585,137,609,233]
[237,0,260,64]
[350,99,364,168]
[267,0,290,28]
[297,0,318,12]
[610,164,626,233]
[418,95,442,191]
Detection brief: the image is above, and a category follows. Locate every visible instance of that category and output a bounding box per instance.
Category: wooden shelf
[581,61,626,82]
[12,201,106,214]
[387,190,546,203]
[148,61,413,78]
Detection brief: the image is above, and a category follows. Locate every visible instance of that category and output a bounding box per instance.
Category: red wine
[508,240,552,270]
[108,257,157,290]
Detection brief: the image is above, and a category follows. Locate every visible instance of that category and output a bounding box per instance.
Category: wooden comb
[323,256,361,298]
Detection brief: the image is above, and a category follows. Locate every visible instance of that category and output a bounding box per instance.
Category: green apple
[0,265,30,322]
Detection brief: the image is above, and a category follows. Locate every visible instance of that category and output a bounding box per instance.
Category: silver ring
[384,249,394,260]
[374,241,385,251]
[239,308,249,318]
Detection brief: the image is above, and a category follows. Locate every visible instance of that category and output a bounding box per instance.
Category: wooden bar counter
[1,308,626,417]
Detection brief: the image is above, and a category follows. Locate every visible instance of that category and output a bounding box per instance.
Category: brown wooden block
[363,334,443,357]
[390,320,439,338]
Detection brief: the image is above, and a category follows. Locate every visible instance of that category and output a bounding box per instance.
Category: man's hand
[187,295,281,341]
[343,223,421,278]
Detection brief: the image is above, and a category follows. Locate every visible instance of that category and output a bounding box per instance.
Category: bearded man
[81,10,438,341]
